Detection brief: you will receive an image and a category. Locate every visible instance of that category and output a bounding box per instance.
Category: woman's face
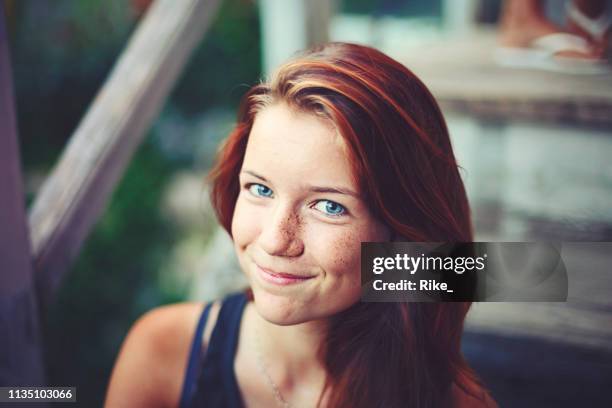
[232,102,390,325]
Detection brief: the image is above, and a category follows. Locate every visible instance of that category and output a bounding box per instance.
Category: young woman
[105,42,497,408]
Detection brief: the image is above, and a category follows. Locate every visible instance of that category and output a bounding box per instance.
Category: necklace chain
[254,324,292,408]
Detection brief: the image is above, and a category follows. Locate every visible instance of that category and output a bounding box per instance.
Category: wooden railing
[1,0,221,385]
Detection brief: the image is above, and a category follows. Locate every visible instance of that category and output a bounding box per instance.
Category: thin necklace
[254,324,292,408]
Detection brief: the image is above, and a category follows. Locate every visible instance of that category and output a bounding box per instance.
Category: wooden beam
[0,2,46,386]
[28,0,222,310]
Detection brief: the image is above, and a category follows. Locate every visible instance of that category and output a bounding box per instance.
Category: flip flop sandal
[566,1,611,42]
[494,32,610,74]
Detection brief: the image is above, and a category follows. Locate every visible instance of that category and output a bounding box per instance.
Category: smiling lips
[255,263,315,286]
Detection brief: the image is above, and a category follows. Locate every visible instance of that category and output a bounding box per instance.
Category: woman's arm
[104,303,204,408]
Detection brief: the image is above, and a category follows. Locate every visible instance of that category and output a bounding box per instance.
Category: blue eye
[314,200,346,217]
[247,183,273,198]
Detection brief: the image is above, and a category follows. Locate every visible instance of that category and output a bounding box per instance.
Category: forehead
[243,103,357,187]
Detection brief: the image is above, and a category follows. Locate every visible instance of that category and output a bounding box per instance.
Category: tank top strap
[184,291,248,408]
[179,302,212,408]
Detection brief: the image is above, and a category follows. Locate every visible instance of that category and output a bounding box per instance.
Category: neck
[251,303,328,373]
[245,302,329,404]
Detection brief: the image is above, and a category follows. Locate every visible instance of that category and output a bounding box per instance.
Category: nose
[257,201,304,257]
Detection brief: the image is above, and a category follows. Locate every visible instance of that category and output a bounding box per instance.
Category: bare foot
[499,12,600,60]
[499,0,601,60]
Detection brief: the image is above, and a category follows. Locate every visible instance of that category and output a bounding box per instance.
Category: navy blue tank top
[179,292,248,408]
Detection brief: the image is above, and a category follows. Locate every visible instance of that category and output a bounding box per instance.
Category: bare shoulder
[451,382,498,408]
[104,302,208,408]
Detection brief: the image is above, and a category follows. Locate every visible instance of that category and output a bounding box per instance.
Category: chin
[250,286,315,326]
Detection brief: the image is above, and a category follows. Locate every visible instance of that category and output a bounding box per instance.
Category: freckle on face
[332,231,357,270]
[284,213,301,238]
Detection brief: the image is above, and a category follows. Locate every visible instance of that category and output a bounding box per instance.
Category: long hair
[208,42,483,407]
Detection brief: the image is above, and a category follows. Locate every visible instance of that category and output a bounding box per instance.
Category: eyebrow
[309,185,361,199]
[242,170,269,182]
[240,170,361,198]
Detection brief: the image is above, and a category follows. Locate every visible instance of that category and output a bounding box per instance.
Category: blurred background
[3,0,612,406]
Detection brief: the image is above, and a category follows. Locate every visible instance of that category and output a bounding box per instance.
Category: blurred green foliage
[10,0,135,167]
[341,0,442,18]
[9,0,261,405]
[171,0,261,116]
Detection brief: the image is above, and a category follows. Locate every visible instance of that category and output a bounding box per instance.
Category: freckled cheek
[311,229,363,278]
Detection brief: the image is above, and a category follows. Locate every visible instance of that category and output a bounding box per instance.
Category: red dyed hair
[208,43,485,407]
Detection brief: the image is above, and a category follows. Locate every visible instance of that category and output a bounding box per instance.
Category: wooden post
[0,2,46,386]
[28,0,221,311]
[259,0,334,76]
[442,0,479,34]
